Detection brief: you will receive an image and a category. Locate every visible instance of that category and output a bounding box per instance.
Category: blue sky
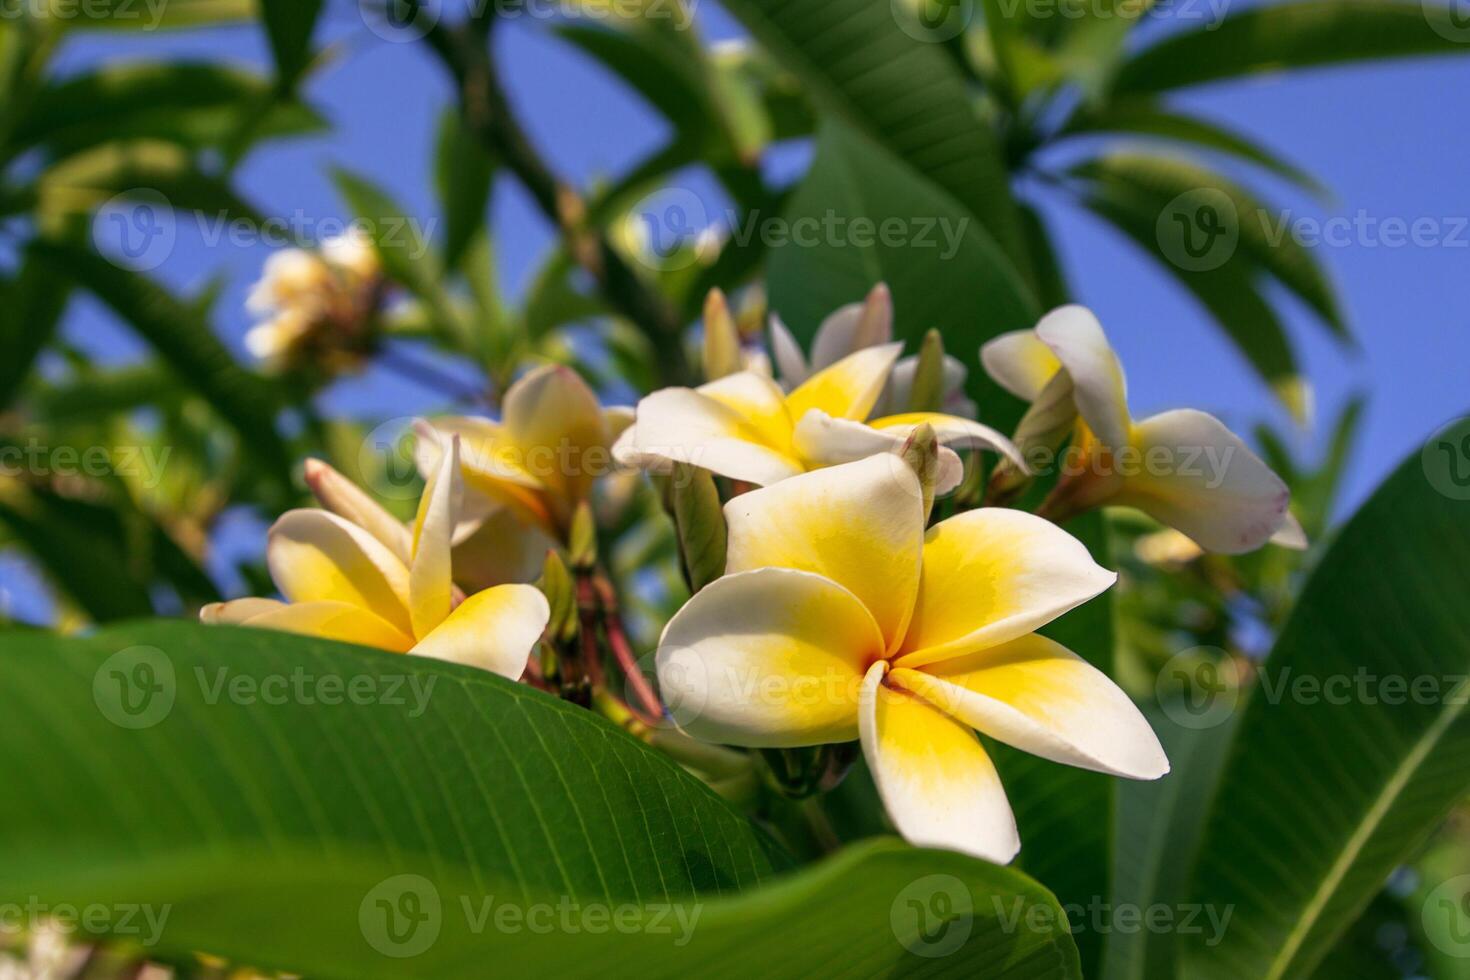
[5,1,1469,619]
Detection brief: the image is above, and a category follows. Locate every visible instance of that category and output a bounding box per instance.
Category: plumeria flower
[245,229,383,372]
[202,437,549,678]
[415,364,632,587]
[655,454,1167,862]
[615,318,1020,495]
[982,306,1296,555]
[769,284,974,417]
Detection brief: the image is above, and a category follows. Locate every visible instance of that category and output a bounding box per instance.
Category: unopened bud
[702,288,742,381]
[568,500,598,571]
[900,424,940,523]
[538,549,578,644]
[908,328,946,413]
[672,463,727,593]
[857,282,893,349]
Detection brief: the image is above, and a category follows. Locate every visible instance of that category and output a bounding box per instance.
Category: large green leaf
[1113,1,1470,95]
[1182,449,1470,979]
[767,120,1038,413]
[717,0,1028,265]
[0,620,1081,978]
[433,109,496,275]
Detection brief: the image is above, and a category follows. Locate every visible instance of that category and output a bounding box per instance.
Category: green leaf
[0,621,1081,977]
[1182,450,1470,979]
[35,141,267,226]
[10,62,324,159]
[1061,102,1327,197]
[1113,1,1470,96]
[433,109,496,274]
[51,0,255,31]
[0,248,70,411]
[30,240,292,491]
[717,0,1028,266]
[259,0,323,86]
[768,120,1038,417]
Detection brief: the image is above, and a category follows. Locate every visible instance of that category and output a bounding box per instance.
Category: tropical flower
[415,364,632,587]
[201,437,549,678]
[982,305,1295,555]
[769,284,974,417]
[615,304,1020,494]
[245,229,383,372]
[655,455,1168,863]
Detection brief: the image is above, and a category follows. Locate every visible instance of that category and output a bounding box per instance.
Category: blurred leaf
[719,0,1029,266]
[1183,450,1470,978]
[10,62,324,160]
[1017,202,1069,310]
[30,240,292,491]
[1062,102,1327,197]
[1113,1,1470,95]
[29,362,185,423]
[50,0,255,30]
[259,0,322,86]
[0,248,70,411]
[768,120,1038,417]
[433,109,496,274]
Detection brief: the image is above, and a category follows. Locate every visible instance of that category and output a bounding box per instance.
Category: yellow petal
[1117,409,1290,555]
[724,455,924,653]
[785,342,902,422]
[502,364,609,517]
[696,371,796,457]
[868,412,1026,470]
[238,600,416,652]
[303,458,412,563]
[980,329,1062,402]
[893,633,1169,779]
[411,584,550,679]
[656,568,883,747]
[452,508,557,592]
[790,411,965,496]
[200,597,285,624]
[267,510,413,636]
[409,433,460,639]
[859,662,1019,864]
[615,387,804,487]
[896,508,1115,669]
[1034,305,1131,450]
[419,418,555,536]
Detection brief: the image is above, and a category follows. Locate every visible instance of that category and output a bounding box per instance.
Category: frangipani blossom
[655,455,1168,863]
[769,284,974,417]
[416,364,632,587]
[245,230,382,371]
[202,437,549,679]
[982,306,1296,555]
[615,332,1020,495]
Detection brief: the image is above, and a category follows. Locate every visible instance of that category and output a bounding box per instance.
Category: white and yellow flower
[245,229,383,371]
[655,454,1168,863]
[616,303,1019,494]
[202,436,549,678]
[982,305,1295,555]
[414,364,632,587]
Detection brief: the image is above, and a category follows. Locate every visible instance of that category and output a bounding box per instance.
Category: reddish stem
[592,572,665,724]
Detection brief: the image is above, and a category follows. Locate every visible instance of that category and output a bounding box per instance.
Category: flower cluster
[245,231,385,373]
[210,281,1304,864]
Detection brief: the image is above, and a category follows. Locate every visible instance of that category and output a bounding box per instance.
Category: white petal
[656,568,882,747]
[411,584,549,678]
[867,412,1027,472]
[1120,409,1290,555]
[810,283,893,371]
[267,510,413,636]
[1271,511,1309,550]
[408,434,460,639]
[1034,305,1131,449]
[980,329,1061,402]
[785,342,903,423]
[893,633,1169,779]
[768,313,809,388]
[860,662,1020,864]
[303,459,413,563]
[791,411,965,496]
[614,387,804,486]
[200,597,286,624]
